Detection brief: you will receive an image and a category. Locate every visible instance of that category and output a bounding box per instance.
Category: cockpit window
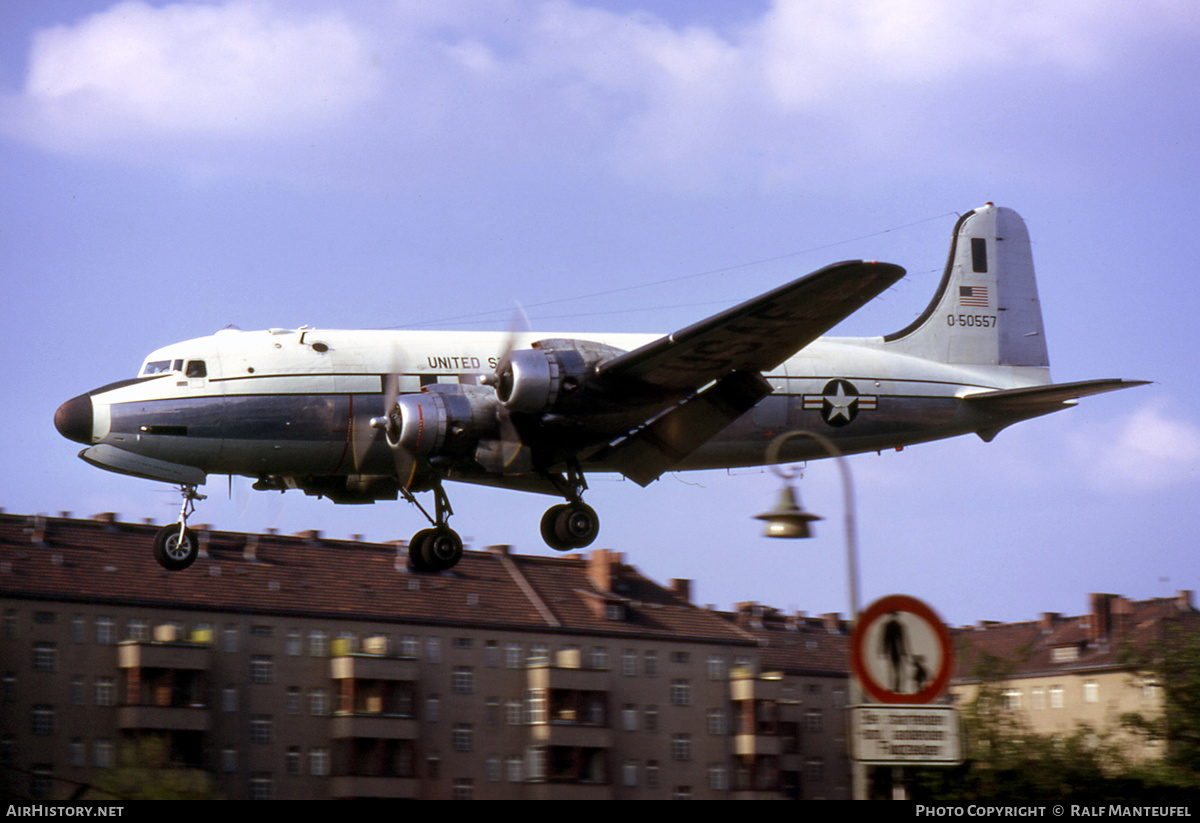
[185,360,207,378]
[141,360,172,376]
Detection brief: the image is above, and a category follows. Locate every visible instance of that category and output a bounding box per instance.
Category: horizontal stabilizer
[965,379,1150,441]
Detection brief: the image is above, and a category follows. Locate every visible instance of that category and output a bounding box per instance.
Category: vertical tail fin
[883,204,1049,368]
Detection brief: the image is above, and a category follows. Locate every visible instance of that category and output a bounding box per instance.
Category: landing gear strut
[540,460,600,551]
[403,481,463,573]
[153,485,206,571]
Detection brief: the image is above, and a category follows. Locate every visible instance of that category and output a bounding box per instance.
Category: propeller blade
[355,347,403,472]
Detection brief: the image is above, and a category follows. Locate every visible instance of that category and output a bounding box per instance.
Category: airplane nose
[54,394,93,445]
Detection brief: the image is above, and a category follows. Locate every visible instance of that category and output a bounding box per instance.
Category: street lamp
[754,429,865,799]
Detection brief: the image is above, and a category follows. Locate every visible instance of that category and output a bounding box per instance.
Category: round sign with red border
[850,594,954,704]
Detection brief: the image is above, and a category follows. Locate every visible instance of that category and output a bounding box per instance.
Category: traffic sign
[850,705,963,765]
[850,594,954,704]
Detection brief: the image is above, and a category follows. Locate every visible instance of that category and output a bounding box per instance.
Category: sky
[3,0,1199,628]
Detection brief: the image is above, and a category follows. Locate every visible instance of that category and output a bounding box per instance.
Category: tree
[85,736,219,801]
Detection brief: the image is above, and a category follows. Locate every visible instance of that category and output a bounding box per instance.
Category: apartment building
[951,590,1198,759]
[0,511,850,800]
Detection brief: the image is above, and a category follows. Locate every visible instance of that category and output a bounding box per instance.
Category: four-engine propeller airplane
[55,204,1145,573]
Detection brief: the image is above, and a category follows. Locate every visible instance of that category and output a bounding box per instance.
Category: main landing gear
[152,485,206,571]
[403,481,464,574]
[540,461,600,552]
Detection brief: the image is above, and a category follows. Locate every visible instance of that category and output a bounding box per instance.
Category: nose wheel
[153,485,206,571]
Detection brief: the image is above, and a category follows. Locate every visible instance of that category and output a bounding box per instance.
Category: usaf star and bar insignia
[803,379,878,427]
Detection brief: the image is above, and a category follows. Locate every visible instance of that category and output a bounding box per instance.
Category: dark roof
[0,512,752,646]
[953,592,1199,681]
[716,603,850,677]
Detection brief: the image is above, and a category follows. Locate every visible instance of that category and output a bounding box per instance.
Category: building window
[805,708,823,733]
[670,651,689,664]
[707,655,725,680]
[1049,685,1064,708]
[249,774,272,800]
[525,747,544,782]
[708,763,728,791]
[95,677,116,707]
[310,688,328,716]
[222,749,238,774]
[645,706,659,733]
[250,715,272,744]
[453,636,473,649]
[71,615,86,643]
[590,646,609,670]
[505,642,522,668]
[805,757,825,782]
[32,705,55,735]
[1032,687,1046,710]
[400,635,419,659]
[286,629,302,656]
[250,656,273,684]
[1003,689,1022,711]
[1052,645,1080,662]
[644,650,658,677]
[623,705,639,731]
[33,643,56,673]
[222,626,238,653]
[506,755,523,782]
[1084,680,1099,703]
[672,734,691,761]
[426,695,441,722]
[309,747,330,777]
[623,760,638,787]
[453,779,473,800]
[622,649,638,676]
[308,630,328,657]
[527,689,547,724]
[646,761,660,788]
[671,679,691,706]
[528,644,548,666]
[426,637,441,663]
[223,686,238,713]
[426,755,441,780]
[95,617,116,645]
[452,667,474,694]
[484,641,499,667]
[707,708,726,736]
[486,697,500,724]
[70,739,85,768]
[453,724,473,752]
[286,687,301,715]
[70,676,84,705]
[126,619,149,642]
[285,747,301,776]
[506,699,523,725]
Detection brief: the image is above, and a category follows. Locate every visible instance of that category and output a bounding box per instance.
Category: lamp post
[754,429,865,799]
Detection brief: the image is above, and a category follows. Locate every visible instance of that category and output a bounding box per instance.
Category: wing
[591,261,905,484]
[596,260,905,390]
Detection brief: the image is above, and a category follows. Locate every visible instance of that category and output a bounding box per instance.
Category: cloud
[1068,399,1200,492]
[3,0,1198,188]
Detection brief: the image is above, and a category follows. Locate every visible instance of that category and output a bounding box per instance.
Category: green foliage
[1120,621,1200,786]
[85,736,219,801]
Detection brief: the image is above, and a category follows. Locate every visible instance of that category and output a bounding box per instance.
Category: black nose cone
[55,394,93,445]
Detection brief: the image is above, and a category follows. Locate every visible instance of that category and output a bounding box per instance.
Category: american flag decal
[959,285,989,307]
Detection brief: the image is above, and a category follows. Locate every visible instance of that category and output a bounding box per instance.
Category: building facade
[0,511,850,800]
[951,590,1198,761]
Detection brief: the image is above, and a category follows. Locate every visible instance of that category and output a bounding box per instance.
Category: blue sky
[3,0,1199,627]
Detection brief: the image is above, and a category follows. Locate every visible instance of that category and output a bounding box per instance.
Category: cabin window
[971,238,988,273]
[186,360,207,378]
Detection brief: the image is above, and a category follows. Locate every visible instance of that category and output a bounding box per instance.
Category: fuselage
[54,324,1050,491]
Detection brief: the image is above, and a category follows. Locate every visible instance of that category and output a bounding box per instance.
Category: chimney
[821,612,843,634]
[1177,590,1194,611]
[244,534,259,563]
[487,544,512,556]
[1040,612,1060,633]
[669,578,692,604]
[587,549,623,593]
[1090,593,1116,642]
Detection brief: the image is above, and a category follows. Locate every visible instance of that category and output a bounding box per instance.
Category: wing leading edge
[597,260,906,390]
[592,261,906,485]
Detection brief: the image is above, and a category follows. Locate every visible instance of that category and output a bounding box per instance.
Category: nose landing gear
[152,485,206,571]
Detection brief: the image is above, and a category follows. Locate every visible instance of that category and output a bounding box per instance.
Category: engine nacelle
[495,339,625,415]
[391,385,500,459]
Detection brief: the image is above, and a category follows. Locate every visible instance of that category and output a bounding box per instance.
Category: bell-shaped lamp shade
[754,483,823,539]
